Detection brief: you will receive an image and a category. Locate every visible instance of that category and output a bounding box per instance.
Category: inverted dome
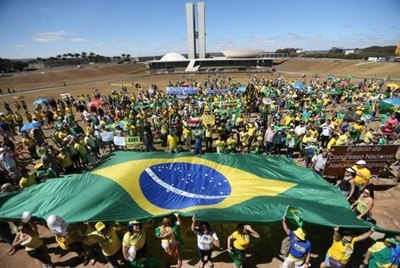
[160,52,187,61]
[222,49,263,58]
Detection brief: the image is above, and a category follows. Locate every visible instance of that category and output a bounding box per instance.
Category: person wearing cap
[88,221,127,267]
[122,220,147,264]
[320,226,374,268]
[281,218,311,268]
[191,215,220,268]
[363,237,399,268]
[351,160,371,198]
[336,168,356,201]
[46,215,88,260]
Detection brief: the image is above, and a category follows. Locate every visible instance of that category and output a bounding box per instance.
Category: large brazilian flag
[0,152,396,232]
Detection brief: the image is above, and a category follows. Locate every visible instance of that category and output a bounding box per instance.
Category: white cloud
[32,31,74,43]
[69,38,88,42]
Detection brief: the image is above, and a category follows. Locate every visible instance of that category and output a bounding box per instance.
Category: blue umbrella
[20,122,41,132]
[235,86,247,93]
[293,82,306,90]
[33,97,49,105]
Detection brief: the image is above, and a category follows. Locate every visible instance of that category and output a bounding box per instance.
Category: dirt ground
[0,60,399,268]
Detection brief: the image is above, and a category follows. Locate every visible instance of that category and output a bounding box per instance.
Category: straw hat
[293,228,306,240]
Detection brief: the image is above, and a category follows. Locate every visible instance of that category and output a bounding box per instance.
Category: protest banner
[205,88,228,95]
[323,145,399,176]
[101,131,114,142]
[202,115,215,126]
[126,136,142,150]
[113,136,126,146]
[166,87,199,95]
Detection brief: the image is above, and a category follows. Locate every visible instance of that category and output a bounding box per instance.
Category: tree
[81,52,87,58]
[74,53,80,58]
[275,48,298,56]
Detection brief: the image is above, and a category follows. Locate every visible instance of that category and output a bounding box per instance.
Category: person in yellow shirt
[88,222,128,267]
[167,130,179,153]
[363,128,376,144]
[11,224,53,267]
[19,169,37,189]
[352,160,372,197]
[336,130,348,145]
[21,132,39,159]
[226,134,238,154]
[204,124,214,152]
[214,135,226,154]
[283,114,293,126]
[302,131,314,144]
[182,125,192,151]
[57,147,74,174]
[227,224,260,267]
[122,221,147,264]
[155,213,182,268]
[327,133,339,150]
[321,227,374,268]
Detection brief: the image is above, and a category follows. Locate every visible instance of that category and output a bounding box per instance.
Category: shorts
[324,254,345,268]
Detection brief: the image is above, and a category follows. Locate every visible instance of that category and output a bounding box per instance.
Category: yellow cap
[293,228,306,240]
[34,163,44,170]
[95,222,106,232]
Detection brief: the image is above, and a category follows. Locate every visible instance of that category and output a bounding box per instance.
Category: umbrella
[380,97,400,113]
[293,82,306,90]
[340,81,348,87]
[235,86,247,93]
[87,99,105,107]
[33,97,49,105]
[20,122,41,132]
[386,82,399,89]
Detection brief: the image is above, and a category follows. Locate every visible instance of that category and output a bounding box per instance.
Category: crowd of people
[1,73,400,267]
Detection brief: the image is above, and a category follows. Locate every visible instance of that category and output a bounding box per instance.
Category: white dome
[160,52,187,61]
[222,49,263,58]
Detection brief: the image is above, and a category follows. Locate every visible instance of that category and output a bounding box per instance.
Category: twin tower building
[185,2,206,59]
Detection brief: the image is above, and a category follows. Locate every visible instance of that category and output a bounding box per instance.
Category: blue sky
[0,0,399,59]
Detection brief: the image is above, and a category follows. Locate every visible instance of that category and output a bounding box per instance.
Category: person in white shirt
[191,215,220,268]
[294,122,307,138]
[263,125,276,154]
[311,149,328,175]
[320,119,335,148]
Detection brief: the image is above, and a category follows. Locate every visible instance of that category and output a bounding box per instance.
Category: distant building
[344,49,359,55]
[186,2,206,59]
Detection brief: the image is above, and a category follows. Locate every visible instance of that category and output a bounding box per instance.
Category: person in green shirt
[35,163,57,182]
[363,237,399,268]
